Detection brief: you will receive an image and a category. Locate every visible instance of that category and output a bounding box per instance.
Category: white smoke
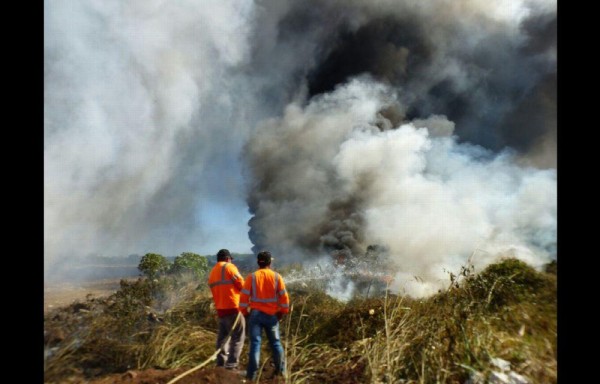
[340,117,556,297]
[44,0,255,278]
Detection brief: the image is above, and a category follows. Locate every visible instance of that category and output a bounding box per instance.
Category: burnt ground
[69,366,285,384]
[47,356,366,384]
[47,355,367,384]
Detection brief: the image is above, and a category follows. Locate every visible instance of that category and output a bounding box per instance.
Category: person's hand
[276,312,283,321]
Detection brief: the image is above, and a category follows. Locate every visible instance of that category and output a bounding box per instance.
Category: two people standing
[207,249,290,381]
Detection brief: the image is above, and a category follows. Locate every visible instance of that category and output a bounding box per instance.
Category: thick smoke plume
[46,0,556,295]
[245,79,555,296]
[244,0,556,296]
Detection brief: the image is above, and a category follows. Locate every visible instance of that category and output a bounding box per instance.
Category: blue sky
[194,200,254,255]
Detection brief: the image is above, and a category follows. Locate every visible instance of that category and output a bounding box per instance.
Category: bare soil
[63,367,286,384]
[44,277,138,314]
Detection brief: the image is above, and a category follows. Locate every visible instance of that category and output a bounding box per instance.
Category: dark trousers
[216,312,246,369]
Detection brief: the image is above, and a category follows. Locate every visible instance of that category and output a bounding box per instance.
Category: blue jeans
[246,310,285,380]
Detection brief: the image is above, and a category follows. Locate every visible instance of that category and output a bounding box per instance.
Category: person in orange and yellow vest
[239,251,290,381]
[207,249,246,370]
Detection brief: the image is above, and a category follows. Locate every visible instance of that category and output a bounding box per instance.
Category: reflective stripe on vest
[250,272,279,303]
[209,262,236,288]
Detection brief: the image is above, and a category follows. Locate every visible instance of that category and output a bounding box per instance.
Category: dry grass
[132,324,215,369]
[355,258,557,384]
[281,299,366,384]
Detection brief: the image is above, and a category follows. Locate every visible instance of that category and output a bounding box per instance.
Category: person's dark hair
[217,249,232,262]
[257,251,272,267]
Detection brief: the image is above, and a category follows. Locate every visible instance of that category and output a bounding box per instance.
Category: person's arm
[239,274,252,315]
[229,264,244,292]
[207,266,215,288]
[277,275,290,315]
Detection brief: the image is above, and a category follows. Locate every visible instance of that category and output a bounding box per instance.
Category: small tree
[138,253,170,279]
[171,252,209,279]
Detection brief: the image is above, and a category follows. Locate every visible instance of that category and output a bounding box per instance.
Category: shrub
[170,252,209,279]
[138,253,170,279]
[465,258,550,309]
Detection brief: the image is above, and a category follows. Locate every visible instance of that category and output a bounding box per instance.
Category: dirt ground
[63,367,286,384]
[44,277,138,314]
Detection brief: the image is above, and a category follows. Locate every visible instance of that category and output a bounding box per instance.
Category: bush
[170,252,209,279]
[545,259,557,275]
[138,253,170,279]
[465,258,550,309]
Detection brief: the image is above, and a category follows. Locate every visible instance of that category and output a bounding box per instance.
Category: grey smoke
[45,0,556,295]
[244,0,556,295]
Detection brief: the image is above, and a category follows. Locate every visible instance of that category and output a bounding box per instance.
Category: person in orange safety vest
[207,249,245,370]
[239,251,290,381]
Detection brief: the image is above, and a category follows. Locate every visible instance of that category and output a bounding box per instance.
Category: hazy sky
[45,0,556,294]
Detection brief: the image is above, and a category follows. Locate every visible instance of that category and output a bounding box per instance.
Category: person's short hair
[257,251,272,266]
[217,249,232,261]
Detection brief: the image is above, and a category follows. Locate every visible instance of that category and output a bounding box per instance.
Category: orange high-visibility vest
[207,262,244,309]
[239,268,290,316]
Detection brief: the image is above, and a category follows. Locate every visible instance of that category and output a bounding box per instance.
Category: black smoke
[303,9,556,155]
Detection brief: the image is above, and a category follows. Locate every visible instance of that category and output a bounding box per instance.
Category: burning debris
[329,245,395,298]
